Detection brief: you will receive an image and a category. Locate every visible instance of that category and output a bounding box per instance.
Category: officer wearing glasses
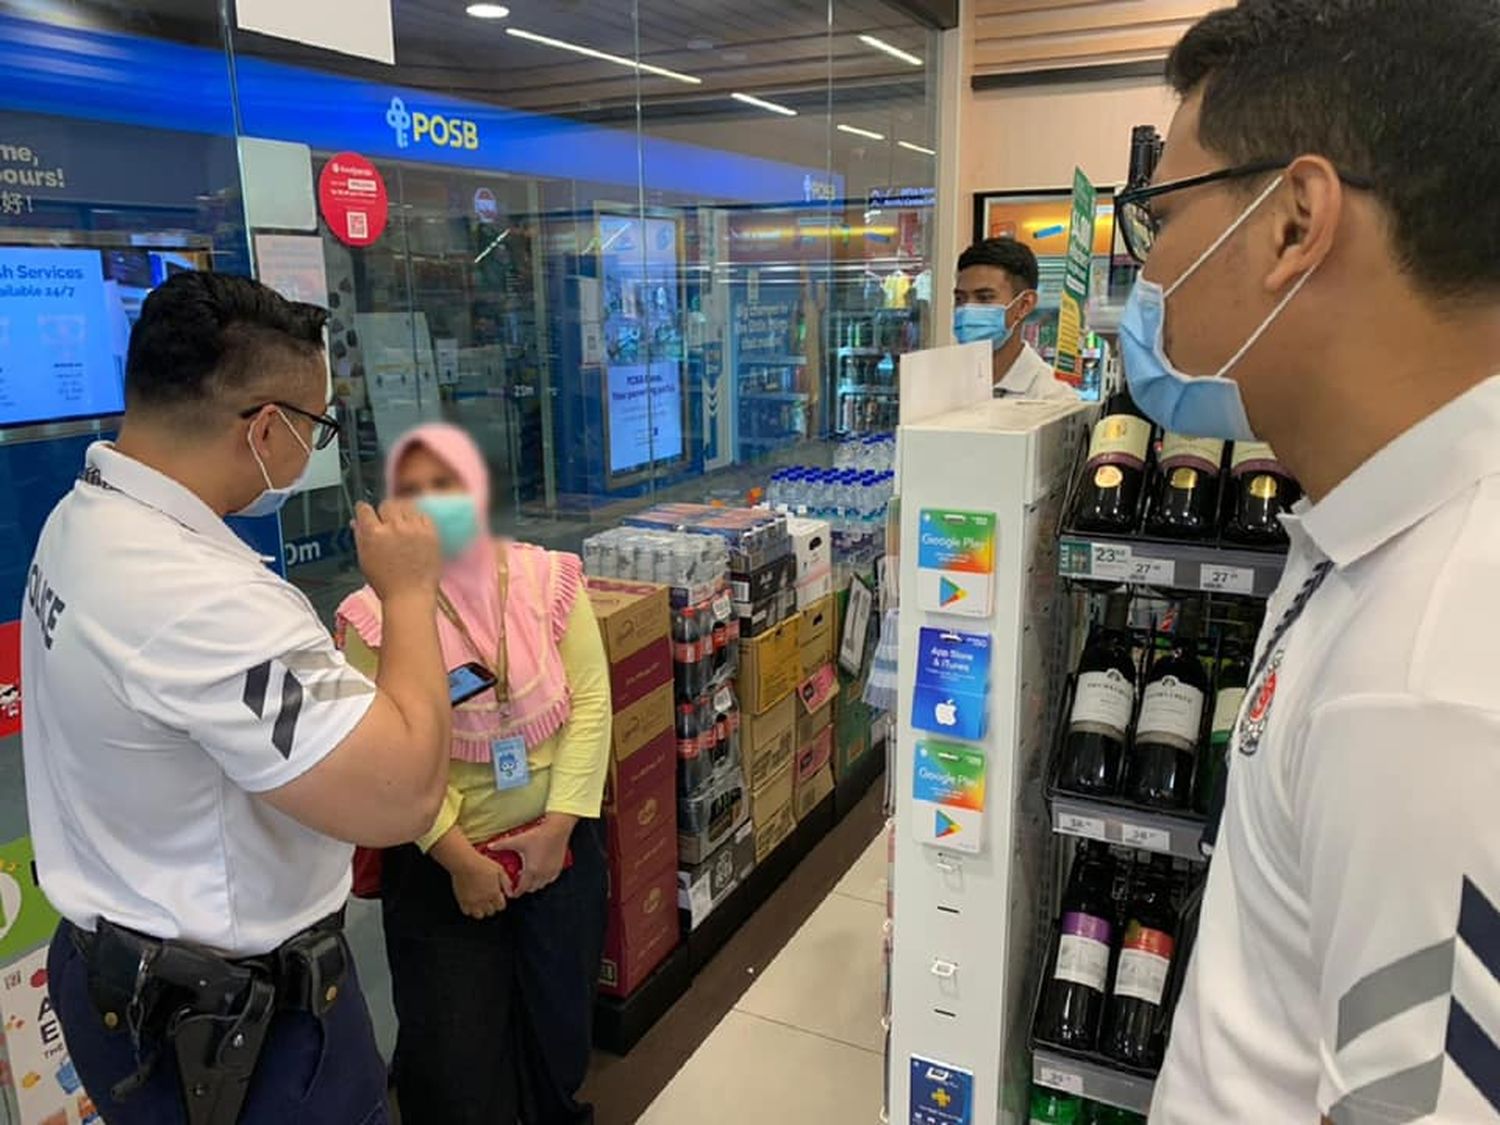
[1116,3,1500,1123]
[22,272,452,1124]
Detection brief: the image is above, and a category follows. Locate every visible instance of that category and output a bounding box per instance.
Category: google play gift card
[916,509,996,618]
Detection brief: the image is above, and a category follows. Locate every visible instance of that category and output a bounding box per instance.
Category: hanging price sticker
[1127,555,1176,585]
[1121,823,1172,852]
[1199,564,1255,595]
[1037,1064,1085,1096]
[1057,812,1107,840]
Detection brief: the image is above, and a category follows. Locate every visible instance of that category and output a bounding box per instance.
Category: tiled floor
[639,832,889,1124]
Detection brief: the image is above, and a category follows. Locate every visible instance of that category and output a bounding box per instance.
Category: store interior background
[0,0,1225,1114]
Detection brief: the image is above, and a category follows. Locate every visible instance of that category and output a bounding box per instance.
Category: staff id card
[491,737,530,791]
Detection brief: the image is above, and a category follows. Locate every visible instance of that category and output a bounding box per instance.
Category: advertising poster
[0,837,59,965]
[0,621,17,740]
[0,247,120,427]
[1053,169,1098,388]
[606,362,684,474]
[0,946,98,1124]
[912,740,987,854]
[916,509,996,618]
[317,152,389,249]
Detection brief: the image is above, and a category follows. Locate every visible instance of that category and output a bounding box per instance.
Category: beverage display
[1037,840,1119,1050]
[1056,595,1137,796]
[1070,390,1153,534]
[1194,642,1249,815]
[1030,1087,1085,1124]
[1223,442,1301,546]
[1103,853,1179,1069]
[1145,434,1224,540]
[1124,603,1207,810]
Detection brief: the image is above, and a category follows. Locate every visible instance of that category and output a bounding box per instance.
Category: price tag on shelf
[1200,563,1256,596]
[1089,542,1135,581]
[1037,1064,1085,1096]
[1057,812,1107,841]
[1127,555,1176,586]
[1120,823,1172,852]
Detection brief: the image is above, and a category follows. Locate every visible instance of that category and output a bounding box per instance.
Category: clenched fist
[353,500,442,602]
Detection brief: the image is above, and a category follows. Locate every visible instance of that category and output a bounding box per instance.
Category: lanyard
[1200,558,1334,856]
[435,555,510,709]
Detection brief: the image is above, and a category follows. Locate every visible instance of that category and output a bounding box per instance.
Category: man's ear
[1266,155,1342,293]
[1014,289,1040,323]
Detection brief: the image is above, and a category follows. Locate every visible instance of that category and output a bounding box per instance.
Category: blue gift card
[909,1056,973,1125]
[911,628,991,742]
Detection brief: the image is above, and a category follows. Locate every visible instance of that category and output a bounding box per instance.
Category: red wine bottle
[1057,595,1136,796]
[1193,643,1249,815]
[1223,442,1301,546]
[1145,434,1224,539]
[1037,841,1118,1050]
[1124,602,1207,810]
[1071,390,1153,534]
[1104,853,1178,1069]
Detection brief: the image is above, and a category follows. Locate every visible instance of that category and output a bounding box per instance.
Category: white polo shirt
[1153,377,1500,1123]
[20,443,374,957]
[994,342,1078,401]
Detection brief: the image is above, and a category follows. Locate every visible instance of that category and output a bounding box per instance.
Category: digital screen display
[606,360,684,475]
[448,663,494,704]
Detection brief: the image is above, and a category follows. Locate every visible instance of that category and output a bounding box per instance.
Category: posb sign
[386,96,479,151]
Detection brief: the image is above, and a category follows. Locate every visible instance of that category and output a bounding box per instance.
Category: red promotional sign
[0,619,20,739]
[318,152,389,248]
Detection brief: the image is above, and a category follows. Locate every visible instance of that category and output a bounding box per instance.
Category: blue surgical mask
[416,493,482,560]
[1120,174,1317,440]
[953,292,1027,350]
[233,409,312,518]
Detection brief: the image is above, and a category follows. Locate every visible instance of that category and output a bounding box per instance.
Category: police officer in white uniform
[952,238,1078,401]
[1108,2,1500,1122]
[22,273,453,1124]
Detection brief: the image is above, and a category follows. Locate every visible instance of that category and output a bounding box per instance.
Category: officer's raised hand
[352,499,442,601]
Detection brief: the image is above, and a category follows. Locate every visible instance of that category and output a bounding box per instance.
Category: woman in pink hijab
[337,423,611,1124]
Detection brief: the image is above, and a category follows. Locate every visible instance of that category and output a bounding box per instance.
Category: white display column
[889,398,1086,1125]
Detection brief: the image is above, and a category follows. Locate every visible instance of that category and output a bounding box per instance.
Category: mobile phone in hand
[448,661,496,706]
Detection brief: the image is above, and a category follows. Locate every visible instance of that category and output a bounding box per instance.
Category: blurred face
[393,444,466,499]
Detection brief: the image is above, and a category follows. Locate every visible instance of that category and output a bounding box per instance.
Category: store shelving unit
[1031,1047,1155,1115]
[1049,795,1205,862]
[1057,533,1286,599]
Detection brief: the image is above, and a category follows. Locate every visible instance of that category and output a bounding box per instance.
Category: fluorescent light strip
[837,123,886,141]
[898,140,936,155]
[731,92,798,117]
[505,27,702,85]
[465,3,510,18]
[858,34,923,67]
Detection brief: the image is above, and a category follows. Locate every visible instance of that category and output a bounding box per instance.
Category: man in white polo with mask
[1118,2,1500,1122]
[952,237,1077,401]
[22,272,452,1125]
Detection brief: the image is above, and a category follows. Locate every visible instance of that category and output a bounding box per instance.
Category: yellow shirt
[344,591,612,850]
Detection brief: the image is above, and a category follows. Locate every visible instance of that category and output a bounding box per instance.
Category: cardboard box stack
[793,593,838,818]
[587,577,679,999]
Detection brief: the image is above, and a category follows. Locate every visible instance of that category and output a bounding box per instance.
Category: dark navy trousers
[49,922,390,1125]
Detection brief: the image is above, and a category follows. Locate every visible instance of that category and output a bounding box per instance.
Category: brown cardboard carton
[751,757,793,826]
[612,680,674,762]
[743,694,796,792]
[740,616,801,713]
[598,863,678,998]
[794,764,835,821]
[797,595,836,679]
[588,578,673,711]
[754,800,797,864]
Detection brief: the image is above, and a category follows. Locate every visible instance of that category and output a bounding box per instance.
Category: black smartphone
[448,661,496,706]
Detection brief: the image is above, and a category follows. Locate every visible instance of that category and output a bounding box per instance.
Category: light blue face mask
[1120,174,1317,441]
[953,292,1027,350]
[233,408,312,518]
[415,493,482,560]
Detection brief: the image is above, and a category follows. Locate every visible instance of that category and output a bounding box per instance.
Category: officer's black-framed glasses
[1115,159,1374,263]
[239,402,342,450]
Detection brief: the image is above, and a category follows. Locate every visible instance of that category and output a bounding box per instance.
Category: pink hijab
[336,423,582,763]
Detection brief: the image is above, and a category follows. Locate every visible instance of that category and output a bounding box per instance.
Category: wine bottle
[1124,602,1207,809]
[1193,643,1249,815]
[1145,434,1224,539]
[1030,1087,1084,1124]
[1104,853,1179,1069]
[1223,442,1302,546]
[1070,390,1153,534]
[1037,841,1118,1050]
[1057,595,1137,796]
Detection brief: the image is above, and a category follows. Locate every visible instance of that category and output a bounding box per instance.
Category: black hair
[125,272,328,413]
[957,237,1040,293]
[1168,0,1500,296]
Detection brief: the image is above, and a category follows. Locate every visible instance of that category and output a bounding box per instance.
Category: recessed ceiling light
[858,34,922,67]
[731,92,797,117]
[687,37,715,51]
[505,27,703,84]
[465,3,510,18]
[838,123,885,141]
[898,140,936,155]
[722,49,750,64]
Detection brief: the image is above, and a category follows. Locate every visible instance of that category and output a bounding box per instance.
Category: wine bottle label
[1113,921,1176,1006]
[1055,911,1112,992]
[1231,441,1285,476]
[1210,685,1248,743]
[1160,434,1224,475]
[1136,676,1205,750]
[1085,414,1151,471]
[1069,669,1135,735]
